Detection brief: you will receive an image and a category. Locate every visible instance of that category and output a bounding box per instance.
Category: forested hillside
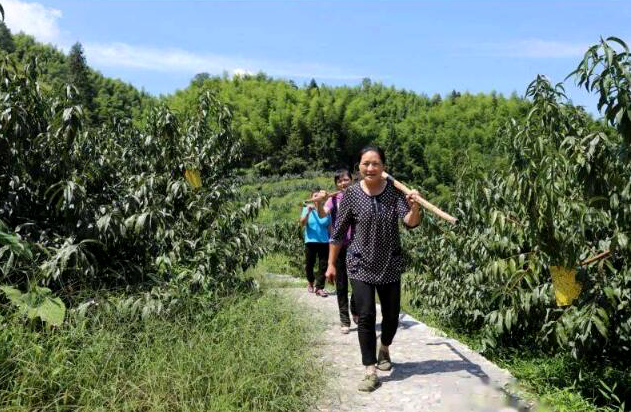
[1,21,538,203]
[166,72,532,201]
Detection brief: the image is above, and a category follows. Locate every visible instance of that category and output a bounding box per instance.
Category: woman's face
[359,151,384,184]
[335,174,352,190]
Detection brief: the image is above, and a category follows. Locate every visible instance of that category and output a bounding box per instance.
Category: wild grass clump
[245,253,307,287]
[0,293,323,411]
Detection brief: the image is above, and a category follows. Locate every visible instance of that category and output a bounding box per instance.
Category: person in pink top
[314,169,358,334]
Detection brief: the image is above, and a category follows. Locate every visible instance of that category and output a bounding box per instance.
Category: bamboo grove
[403,37,631,398]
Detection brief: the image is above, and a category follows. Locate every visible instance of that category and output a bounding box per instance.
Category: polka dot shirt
[331,179,415,284]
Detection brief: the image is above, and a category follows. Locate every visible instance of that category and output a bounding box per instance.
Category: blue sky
[5,1,631,113]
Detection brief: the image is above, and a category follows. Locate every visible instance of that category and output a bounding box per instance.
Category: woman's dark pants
[336,247,357,326]
[350,279,401,366]
[305,242,328,290]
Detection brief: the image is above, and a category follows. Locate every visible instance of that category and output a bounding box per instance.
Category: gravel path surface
[283,286,534,412]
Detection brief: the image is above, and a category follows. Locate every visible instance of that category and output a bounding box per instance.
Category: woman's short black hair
[359,145,386,164]
[334,168,351,184]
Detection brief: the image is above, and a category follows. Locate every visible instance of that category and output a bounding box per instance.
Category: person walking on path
[313,169,358,334]
[300,191,331,297]
[325,146,421,392]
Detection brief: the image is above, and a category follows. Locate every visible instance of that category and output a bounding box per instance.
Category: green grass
[258,190,310,224]
[244,253,338,295]
[241,175,333,224]
[494,352,600,412]
[0,292,324,411]
[245,253,307,289]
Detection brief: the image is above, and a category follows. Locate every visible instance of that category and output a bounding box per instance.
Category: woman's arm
[311,190,331,218]
[403,199,421,228]
[325,243,342,284]
[319,206,331,219]
[316,200,327,219]
[299,206,312,227]
[397,189,422,228]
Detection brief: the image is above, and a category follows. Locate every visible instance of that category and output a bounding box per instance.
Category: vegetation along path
[284,285,532,412]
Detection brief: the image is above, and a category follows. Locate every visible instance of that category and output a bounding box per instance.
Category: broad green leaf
[0,286,66,326]
[592,316,608,339]
[135,212,149,234]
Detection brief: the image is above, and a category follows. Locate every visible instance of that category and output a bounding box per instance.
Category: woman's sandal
[315,289,328,297]
[357,373,380,392]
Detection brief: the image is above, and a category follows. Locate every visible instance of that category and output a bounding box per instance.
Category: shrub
[0,57,266,322]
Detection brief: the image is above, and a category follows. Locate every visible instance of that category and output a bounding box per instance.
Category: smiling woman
[325,145,422,392]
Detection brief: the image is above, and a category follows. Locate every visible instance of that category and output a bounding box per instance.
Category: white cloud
[84,42,231,72]
[474,39,590,58]
[3,0,63,43]
[233,68,254,77]
[510,39,589,58]
[84,42,364,80]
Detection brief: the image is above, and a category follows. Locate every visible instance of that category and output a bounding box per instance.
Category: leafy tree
[404,41,631,407]
[0,21,14,53]
[192,72,210,87]
[67,42,97,122]
[0,59,265,322]
[448,89,461,103]
[361,77,372,91]
[168,75,531,201]
[8,35,154,124]
[570,36,631,153]
[307,78,318,91]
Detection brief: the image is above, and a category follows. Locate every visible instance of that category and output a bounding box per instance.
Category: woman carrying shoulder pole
[312,169,358,334]
[300,191,331,297]
[325,146,421,392]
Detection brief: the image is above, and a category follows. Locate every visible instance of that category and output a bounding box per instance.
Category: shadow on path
[381,341,491,385]
[375,313,420,331]
[381,359,489,383]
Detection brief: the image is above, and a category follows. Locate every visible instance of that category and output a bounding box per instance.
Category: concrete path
[284,287,535,412]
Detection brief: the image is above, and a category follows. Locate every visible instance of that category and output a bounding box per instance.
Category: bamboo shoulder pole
[303,190,340,204]
[382,172,458,224]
